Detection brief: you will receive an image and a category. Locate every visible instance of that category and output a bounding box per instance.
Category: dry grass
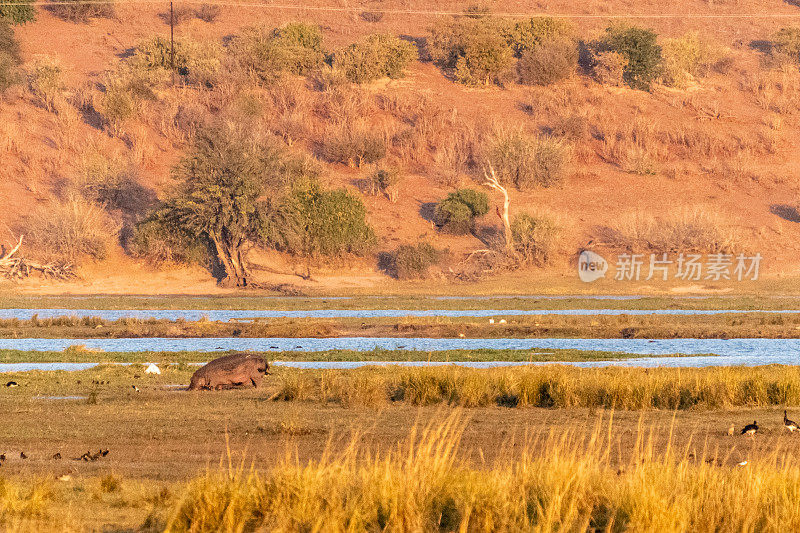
[20,197,120,261]
[602,209,740,254]
[166,412,800,532]
[270,364,800,410]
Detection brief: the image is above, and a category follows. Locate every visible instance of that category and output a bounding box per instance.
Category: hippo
[188,352,270,391]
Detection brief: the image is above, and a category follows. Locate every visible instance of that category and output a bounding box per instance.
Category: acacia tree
[158,127,274,287]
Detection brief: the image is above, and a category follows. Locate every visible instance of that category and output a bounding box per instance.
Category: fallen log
[0,236,76,280]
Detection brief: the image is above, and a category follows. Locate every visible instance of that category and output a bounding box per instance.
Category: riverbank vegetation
[0,310,799,339]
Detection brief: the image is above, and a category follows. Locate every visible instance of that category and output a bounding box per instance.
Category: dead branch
[0,236,76,280]
[483,166,513,251]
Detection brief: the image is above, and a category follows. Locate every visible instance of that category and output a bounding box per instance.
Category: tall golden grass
[166,412,800,532]
[273,365,800,410]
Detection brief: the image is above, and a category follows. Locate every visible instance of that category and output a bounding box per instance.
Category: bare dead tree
[0,236,76,280]
[483,166,513,252]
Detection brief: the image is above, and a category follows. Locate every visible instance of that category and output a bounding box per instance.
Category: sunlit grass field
[4,412,800,531]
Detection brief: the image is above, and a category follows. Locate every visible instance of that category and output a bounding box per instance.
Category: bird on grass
[20,452,27,459]
[52,452,61,460]
[741,420,759,437]
[727,424,735,436]
[131,385,140,392]
[5,381,18,387]
[0,454,5,466]
[784,410,799,433]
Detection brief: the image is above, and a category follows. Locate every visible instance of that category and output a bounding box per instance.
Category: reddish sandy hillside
[2,0,800,294]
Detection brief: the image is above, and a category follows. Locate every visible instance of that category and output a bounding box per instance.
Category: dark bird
[131,385,140,392]
[5,381,18,387]
[52,453,61,460]
[785,410,799,433]
[20,452,27,459]
[100,449,109,457]
[0,454,5,465]
[741,420,759,436]
[90,450,102,461]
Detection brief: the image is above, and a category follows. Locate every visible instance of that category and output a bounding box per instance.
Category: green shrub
[429,17,515,86]
[661,32,724,88]
[322,123,386,167]
[332,33,417,83]
[131,216,209,266]
[48,0,114,22]
[517,37,577,85]
[230,22,325,81]
[0,0,35,24]
[511,212,559,265]
[597,23,662,90]
[434,188,489,234]
[392,242,444,279]
[773,27,800,63]
[503,16,572,56]
[21,198,119,261]
[129,36,221,86]
[486,129,570,189]
[262,181,376,257]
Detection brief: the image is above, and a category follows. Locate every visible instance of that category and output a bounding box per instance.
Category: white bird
[144,363,161,375]
[499,319,507,324]
[737,461,748,467]
[57,474,72,482]
[489,318,495,324]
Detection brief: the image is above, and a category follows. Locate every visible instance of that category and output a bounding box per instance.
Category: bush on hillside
[0,20,19,61]
[369,167,402,202]
[661,32,725,88]
[590,50,626,86]
[597,23,662,90]
[0,0,35,24]
[129,36,221,86]
[392,242,445,279]
[48,0,114,23]
[21,198,119,261]
[130,216,210,266]
[503,16,572,57]
[773,27,800,63]
[433,188,489,234]
[486,129,570,189]
[511,212,559,265]
[0,21,20,90]
[332,33,417,83]
[195,3,221,22]
[27,55,64,110]
[230,22,325,81]
[517,37,577,85]
[429,17,515,86]
[262,181,376,257]
[322,122,386,167]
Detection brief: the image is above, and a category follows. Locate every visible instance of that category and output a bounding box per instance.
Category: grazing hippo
[188,352,269,391]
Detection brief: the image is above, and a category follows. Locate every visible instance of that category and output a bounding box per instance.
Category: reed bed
[165,413,800,532]
[274,365,800,410]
